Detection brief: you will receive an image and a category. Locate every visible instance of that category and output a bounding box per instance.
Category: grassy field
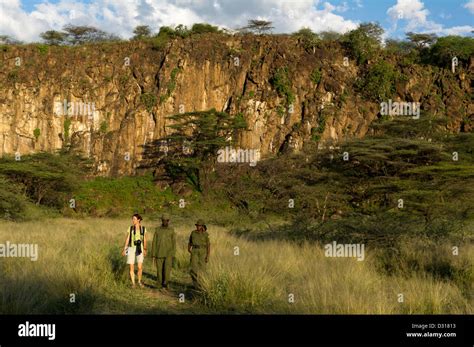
[0,218,472,314]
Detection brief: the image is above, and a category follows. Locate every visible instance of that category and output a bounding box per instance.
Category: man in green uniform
[151,213,176,290]
[188,219,210,288]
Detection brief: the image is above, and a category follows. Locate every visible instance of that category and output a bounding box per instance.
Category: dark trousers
[156,257,173,287]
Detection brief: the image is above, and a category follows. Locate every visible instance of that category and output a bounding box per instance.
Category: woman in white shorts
[121,214,148,287]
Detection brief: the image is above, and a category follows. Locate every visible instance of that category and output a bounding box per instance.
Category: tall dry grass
[0,218,472,314]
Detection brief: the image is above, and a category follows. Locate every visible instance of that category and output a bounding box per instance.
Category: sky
[0,0,473,42]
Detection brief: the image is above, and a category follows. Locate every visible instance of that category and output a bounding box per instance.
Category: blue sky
[2,0,473,42]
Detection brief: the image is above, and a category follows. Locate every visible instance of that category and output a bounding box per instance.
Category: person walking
[188,219,210,288]
[151,213,176,290]
[121,214,148,288]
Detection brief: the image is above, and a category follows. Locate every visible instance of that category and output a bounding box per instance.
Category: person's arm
[121,230,130,256]
[172,231,177,256]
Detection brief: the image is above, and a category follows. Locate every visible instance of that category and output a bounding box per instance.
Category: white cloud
[387,0,430,31]
[387,0,474,37]
[0,0,358,42]
[464,0,474,14]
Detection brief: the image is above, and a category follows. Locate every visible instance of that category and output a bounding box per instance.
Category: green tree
[132,25,152,40]
[406,32,437,49]
[40,30,68,45]
[357,60,399,101]
[343,22,384,64]
[429,36,474,67]
[293,27,320,53]
[191,23,221,34]
[0,152,91,207]
[63,25,121,45]
[242,19,274,34]
[147,109,247,192]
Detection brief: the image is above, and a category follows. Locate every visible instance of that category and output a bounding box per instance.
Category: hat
[161,213,170,220]
[195,219,205,226]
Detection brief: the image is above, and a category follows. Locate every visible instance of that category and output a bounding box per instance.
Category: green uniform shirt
[152,226,176,258]
[189,230,210,248]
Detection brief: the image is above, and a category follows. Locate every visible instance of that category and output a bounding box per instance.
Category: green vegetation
[159,67,181,104]
[63,117,72,141]
[39,25,121,45]
[132,25,152,40]
[356,60,400,102]
[190,23,221,34]
[33,128,41,140]
[343,22,384,64]
[270,67,295,106]
[239,19,274,35]
[0,152,91,214]
[429,35,474,67]
[293,27,320,53]
[310,68,322,84]
[151,109,247,192]
[140,93,157,112]
[36,44,49,55]
[99,120,108,133]
[73,174,176,217]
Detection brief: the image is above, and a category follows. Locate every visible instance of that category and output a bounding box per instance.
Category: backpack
[129,225,145,255]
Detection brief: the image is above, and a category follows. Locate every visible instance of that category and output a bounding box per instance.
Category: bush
[0,176,28,220]
[270,67,295,106]
[343,22,384,64]
[356,60,399,101]
[0,152,91,209]
[140,93,157,112]
[429,36,474,68]
[191,23,221,34]
[310,68,322,84]
[74,174,176,217]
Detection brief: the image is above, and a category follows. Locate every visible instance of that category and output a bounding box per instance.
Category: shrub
[356,60,399,101]
[270,67,295,106]
[140,93,157,112]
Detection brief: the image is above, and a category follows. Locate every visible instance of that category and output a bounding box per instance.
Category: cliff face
[0,35,472,176]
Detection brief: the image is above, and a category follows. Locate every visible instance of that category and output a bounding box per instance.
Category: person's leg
[163,256,172,287]
[156,258,164,286]
[137,262,143,284]
[190,253,199,287]
[129,264,135,285]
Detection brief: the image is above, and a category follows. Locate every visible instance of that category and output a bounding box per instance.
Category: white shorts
[126,247,144,264]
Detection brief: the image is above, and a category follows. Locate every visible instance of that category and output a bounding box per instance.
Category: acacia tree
[62,25,120,45]
[132,25,152,40]
[405,32,437,49]
[242,19,274,34]
[40,30,68,45]
[146,109,247,192]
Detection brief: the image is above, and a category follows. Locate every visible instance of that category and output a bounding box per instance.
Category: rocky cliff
[0,35,472,176]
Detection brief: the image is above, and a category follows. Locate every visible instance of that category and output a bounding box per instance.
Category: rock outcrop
[0,35,472,176]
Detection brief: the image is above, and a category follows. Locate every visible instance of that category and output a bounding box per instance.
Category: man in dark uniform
[151,213,176,290]
[188,219,210,288]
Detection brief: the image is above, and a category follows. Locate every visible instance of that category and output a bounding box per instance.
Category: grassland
[0,218,471,314]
